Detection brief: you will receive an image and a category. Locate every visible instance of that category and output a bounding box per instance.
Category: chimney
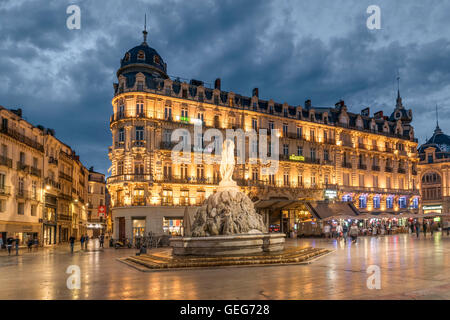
[214,78,221,90]
[305,99,312,109]
[252,88,259,98]
[335,100,345,110]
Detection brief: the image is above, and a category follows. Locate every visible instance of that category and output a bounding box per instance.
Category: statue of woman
[219,139,235,185]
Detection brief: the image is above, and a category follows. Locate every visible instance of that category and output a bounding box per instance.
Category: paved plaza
[0,233,449,300]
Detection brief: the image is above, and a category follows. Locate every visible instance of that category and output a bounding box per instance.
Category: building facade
[87,168,107,237]
[0,106,93,246]
[107,30,420,241]
[418,124,450,216]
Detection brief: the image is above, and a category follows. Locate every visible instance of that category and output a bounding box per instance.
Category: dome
[117,30,168,79]
[418,126,450,154]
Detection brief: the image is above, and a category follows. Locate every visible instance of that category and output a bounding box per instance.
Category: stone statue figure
[218,139,238,191]
[190,139,266,237]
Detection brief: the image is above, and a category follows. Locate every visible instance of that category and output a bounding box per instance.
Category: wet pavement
[0,233,449,300]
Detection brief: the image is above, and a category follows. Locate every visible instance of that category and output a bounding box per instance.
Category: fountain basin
[170,233,285,256]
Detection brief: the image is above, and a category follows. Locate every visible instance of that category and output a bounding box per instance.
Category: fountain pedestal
[170,233,285,256]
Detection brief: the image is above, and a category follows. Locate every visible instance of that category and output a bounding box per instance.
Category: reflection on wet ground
[0,234,449,300]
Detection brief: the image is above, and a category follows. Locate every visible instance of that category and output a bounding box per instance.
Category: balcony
[0,186,11,196]
[342,162,352,169]
[372,165,380,172]
[58,193,72,201]
[358,164,367,170]
[160,141,177,150]
[156,176,220,185]
[17,161,29,173]
[0,155,12,168]
[399,150,407,156]
[0,126,44,152]
[57,214,72,221]
[59,171,73,182]
[48,157,58,166]
[16,189,31,200]
[88,175,105,183]
[385,166,393,173]
[107,174,153,184]
[398,168,406,174]
[132,140,146,148]
[44,178,60,190]
[342,141,353,147]
[59,150,72,161]
[30,166,41,178]
[358,143,367,149]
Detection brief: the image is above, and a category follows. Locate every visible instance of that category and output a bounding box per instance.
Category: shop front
[87,222,105,238]
[423,204,443,215]
[44,194,57,245]
[163,217,183,236]
[0,222,41,246]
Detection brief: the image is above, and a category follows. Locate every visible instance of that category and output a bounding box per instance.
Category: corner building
[108,30,420,241]
[418,124,450,217]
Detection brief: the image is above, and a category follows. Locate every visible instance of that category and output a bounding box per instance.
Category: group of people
[69,234,105,253]
[323,222,359,243]
[408,219,447,238]
[322,218,450,242]
[0,236,39,256]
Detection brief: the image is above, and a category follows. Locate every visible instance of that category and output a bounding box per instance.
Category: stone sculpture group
[190,139,266,237]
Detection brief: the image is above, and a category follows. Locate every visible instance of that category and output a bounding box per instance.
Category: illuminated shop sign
[324,190,337,199]
[289,154,305,162]
[423,205,443,210]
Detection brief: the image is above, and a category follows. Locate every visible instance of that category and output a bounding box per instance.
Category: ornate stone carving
[190,140,266,237]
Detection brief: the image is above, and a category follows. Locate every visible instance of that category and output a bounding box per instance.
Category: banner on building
[98,205,106,218]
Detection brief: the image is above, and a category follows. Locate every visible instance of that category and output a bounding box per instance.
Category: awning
[305,201,360,220]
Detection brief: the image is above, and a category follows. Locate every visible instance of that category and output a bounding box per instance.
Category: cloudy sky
[1,0,449,175]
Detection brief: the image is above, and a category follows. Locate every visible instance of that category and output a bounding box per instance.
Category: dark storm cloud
[0,0,449,175]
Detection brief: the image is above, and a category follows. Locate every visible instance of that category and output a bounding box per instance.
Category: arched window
[153,55,160,64]
[137,50,145,60]
[124,52,130,62]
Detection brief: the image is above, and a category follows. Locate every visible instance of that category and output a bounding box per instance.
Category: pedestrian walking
[343,223,349,242]
[69,235,75,253]
[415,220,420,238]
[430,220,434,236]
[99,234,104,248]
[423,220,428,237]
[0,236,3,251]
[33,237,39,251]
[323,223,331,239]
[84,234,89,250]
[80,235,85,250]
[6,236,13,256]
[336,223,343,241]
[27,238,33,252]
[14,236,19,256]
[349,223,359,243]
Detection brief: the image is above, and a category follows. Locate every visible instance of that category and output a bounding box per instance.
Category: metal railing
[0,126,44,152]
[0,155,12,168]
[59,171,73,182]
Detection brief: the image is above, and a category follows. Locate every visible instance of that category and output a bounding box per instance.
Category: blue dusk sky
[0,0,449,175]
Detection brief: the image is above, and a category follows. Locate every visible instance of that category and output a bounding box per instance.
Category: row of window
[343,195,418,209]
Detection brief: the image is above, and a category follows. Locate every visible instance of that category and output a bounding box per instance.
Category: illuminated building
[107,29,420,240]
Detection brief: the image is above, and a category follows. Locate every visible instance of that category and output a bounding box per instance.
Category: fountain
[119,140,331,270]
[170,139,285,256]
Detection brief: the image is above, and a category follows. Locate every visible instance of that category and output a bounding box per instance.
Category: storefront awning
[305,201,360,220]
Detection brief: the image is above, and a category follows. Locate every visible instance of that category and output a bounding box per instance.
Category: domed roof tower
[116,20,168,84]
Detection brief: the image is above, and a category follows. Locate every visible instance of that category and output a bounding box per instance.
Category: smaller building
[418,124,450,217]
[87,167,106,238]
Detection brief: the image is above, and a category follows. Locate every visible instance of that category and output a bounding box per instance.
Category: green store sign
[289,154,305,162]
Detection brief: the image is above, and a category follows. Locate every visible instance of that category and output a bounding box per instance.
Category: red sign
[98,205,106,218]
